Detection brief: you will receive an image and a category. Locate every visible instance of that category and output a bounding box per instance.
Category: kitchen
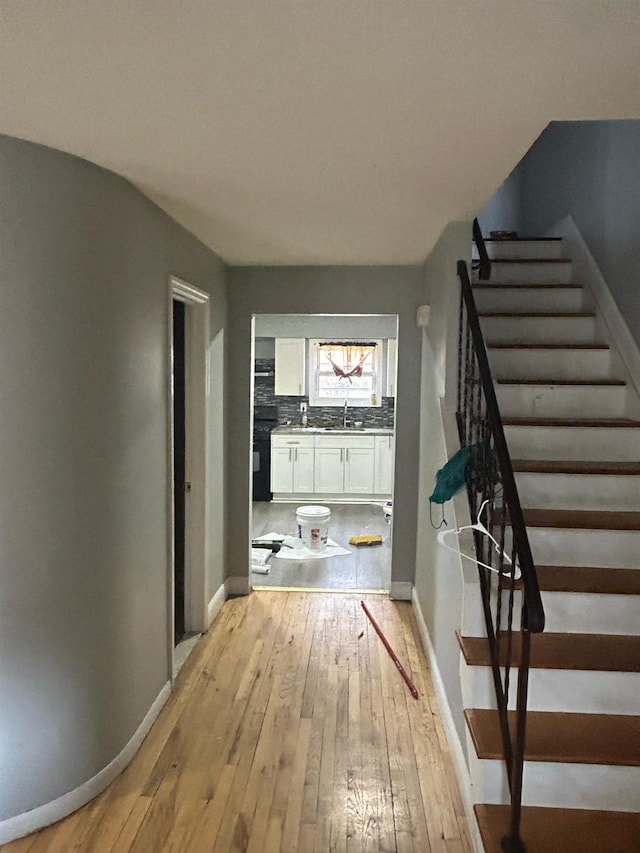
[251,314,398,590]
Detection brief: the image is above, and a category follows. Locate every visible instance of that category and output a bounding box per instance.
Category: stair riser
[488,349,613,381]
[474,288,584,314]
[504,426,640,462]
[462,586,639,636]
[496,384,626,419]
[527,527,640,571]
[473,241,565,261]
[481,315,596,345]
[481,262,573,285]
[468,751,640,811]
[461,659,640,715]
[516,472,640,512]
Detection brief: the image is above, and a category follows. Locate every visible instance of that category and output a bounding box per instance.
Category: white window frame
[308,339,383,407]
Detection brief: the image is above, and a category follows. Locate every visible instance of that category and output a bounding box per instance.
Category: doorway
[249,313,397,592]
[168,277,210,678]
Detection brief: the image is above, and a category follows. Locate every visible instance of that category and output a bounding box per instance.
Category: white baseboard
[552,216,640,399]
[0,681,171,846]
[225,575,251,596]
[206,583,226,628]
[389,581,413,600]
[411,590,482,853]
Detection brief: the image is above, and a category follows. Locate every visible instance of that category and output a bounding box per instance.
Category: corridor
[2,592,471,853]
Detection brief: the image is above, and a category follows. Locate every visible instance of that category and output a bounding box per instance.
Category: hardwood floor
[2,592,471,853]
[251,502,392,590]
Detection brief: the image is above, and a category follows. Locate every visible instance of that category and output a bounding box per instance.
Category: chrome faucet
[343,398,348,428]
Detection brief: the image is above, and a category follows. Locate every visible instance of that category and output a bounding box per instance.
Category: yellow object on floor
[349,534,383,546]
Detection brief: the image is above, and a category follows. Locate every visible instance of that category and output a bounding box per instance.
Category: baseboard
[0,681,171,846]
[225,575,251,596]
[411,590,482,853]
[389,581,413,601]
[206,583,226,628]
[553,216,640,399]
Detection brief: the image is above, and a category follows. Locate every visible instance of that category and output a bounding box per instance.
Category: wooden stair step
[465,709,640,765]
[480,311,594,318]
[474,283,582,289]
[534,565,640,596]
[488,258,572,264]
[513,459,640,475]
[497,378,625,386]
[475,804,640,853]
[489,342,610,350]
[521,508,640,531]
[457,631,640,672]
[503,417,640,428]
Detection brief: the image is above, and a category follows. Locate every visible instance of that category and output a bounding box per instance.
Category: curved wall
[0,135,227,828]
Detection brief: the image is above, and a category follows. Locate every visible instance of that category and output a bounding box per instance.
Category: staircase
[460,237,640,852]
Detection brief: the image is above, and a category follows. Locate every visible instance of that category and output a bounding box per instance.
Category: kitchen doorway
[168,277,210,679]
[249,314,397,592]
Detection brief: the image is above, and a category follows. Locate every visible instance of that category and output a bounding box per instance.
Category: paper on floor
[274,538,350,560]
[251,547,271,574]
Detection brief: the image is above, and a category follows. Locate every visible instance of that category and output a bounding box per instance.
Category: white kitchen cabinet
[344,446,375,494]
[374,434,395,494]
[271,435,314,493]
[274,338,306,396]
[314,447,344,493]
[314,434,375,495]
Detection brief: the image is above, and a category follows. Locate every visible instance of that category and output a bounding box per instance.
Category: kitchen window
[308,340,382,407]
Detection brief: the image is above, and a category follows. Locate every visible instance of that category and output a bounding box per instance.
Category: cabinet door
[292,446,315,492]
[314,447,344,493]
[274,338,306,396]
[271,446,293,493]
[374,435,395,494]
[344,447,375,494]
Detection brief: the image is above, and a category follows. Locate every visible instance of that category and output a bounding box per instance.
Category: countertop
[272,425,393,436]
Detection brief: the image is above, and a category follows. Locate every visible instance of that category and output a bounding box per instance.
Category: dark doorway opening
[173,299,186,644]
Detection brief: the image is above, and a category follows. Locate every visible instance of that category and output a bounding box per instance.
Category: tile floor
[251,501,392,590]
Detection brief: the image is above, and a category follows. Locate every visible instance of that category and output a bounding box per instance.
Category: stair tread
[503,417,640,428]
[489,258,572,264]
[474,283,582,289]
[458,631,640,672]
[497,378,625,386]
[521,508,640,531]
[483,237,563,242]
[513,459,640,475]
[489,343,610,350]
[535,565,640,595]
[465,709,640,765]
[475,804,640,853]
[480,311,595,318]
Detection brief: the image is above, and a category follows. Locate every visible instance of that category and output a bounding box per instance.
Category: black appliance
[253,405,277,501]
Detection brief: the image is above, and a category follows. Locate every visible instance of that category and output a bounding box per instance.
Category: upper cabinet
[274,338,306,396]
[386,339,397,398]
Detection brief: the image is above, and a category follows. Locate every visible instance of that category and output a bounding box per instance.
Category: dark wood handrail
[473,218,492,280]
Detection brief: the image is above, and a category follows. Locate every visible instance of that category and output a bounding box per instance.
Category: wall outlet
[300,402,307,412]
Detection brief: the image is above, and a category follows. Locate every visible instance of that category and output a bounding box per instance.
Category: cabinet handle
[340,449,343,462]
[346,449,349,462]
[289,448,292,462]
[295,449,298,462]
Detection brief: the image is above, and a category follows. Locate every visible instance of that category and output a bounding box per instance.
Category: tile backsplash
[254,358,395,429]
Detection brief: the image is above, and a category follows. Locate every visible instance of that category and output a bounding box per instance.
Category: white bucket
[296,505,331,551]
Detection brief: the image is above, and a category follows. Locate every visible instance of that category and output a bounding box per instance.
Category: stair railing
[456,233,545,852]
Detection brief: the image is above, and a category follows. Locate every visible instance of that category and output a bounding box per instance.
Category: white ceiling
[1,2,640,265]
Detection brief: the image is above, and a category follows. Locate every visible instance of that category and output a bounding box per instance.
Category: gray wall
[0,135,227,821]
[477,163,524,236]
[228,267,422,585]
[414,221,473,757]
[521,120,640,345]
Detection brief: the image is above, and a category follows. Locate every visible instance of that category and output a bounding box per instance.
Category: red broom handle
[361,601,419,700]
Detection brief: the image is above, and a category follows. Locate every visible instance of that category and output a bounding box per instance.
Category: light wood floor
[2,592,472,853]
